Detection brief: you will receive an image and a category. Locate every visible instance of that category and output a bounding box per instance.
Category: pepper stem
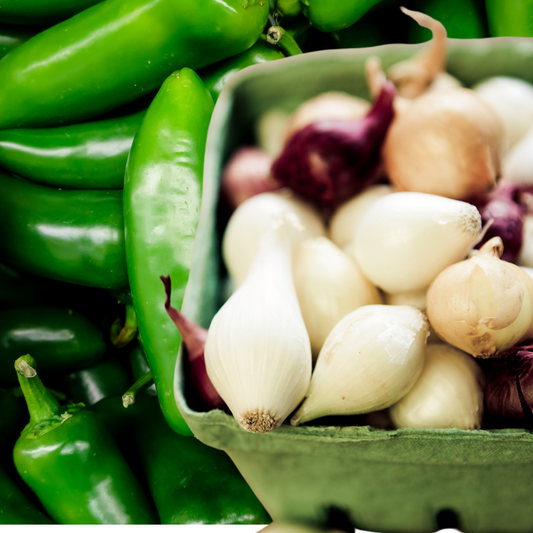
[15,355,61,426]
[265,26,303,56]
[122,371,154,408]
[110,304,138,349]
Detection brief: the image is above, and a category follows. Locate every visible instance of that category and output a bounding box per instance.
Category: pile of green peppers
[0,0,525,526]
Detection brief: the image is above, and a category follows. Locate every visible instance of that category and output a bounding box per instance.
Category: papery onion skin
[467,181,524,264]
[270,81,395,209]
[383,88,505,201]
[485,343,533,426]
[426,237,533,359]
[390,344,485,430]
[160,275,226,412]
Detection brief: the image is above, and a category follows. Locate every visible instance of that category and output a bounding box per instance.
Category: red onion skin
[160,275,226,412]
[270,81,396,209]
[221,147,280,211]
[468,181,524,263]
[485,343,533,425]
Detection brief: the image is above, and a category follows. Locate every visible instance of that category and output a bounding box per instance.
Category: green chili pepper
[0,262,113,316]
[0,465,53,525]
[408,0,487,41]
[0,171,127,289]
[0,111,144,189]
[200,39,285,103]
[0,23,39,60]
[1,387,52,525]
[0,306,106,388]
[124,68,214,437]
[300,0,384,32]
[0,0,101,26]
[275,0,303,19]
[92,395,271,525]
[0,0,268,130]
[13,355,158,524]
[51,358,133,407]
[486,0,533,37]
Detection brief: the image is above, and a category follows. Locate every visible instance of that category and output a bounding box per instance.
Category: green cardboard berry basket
[175,38,533,533]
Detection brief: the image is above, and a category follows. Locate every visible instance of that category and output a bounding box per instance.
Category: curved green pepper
[0,111,144,189]
[0,0,101,26]
[0,306,106,387]
[0,23,39,60]
[13,355,158,524]
[51,358,133,407]
[0,171,127,289]
[0,0,268,130]
[200,39,285,103]
[408,0,487,41]
[486,0,533,36]
[124,68,214,437]
[92,395,271,524]
[300,0,384,32]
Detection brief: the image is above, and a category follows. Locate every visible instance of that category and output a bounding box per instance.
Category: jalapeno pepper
[13,354,158,524]
[51,358,133,407]
[0,171,127,289]
[200,39,285,103]
[0,23,39,60]
[0,306,106,388]
[0,0,268,130]
[300,0,384,32]
[0,0,101,26]
[124,68,214,436]
[486,0,533,37]
[0,111,144,189]
[92,395,271,525]
[0,388,50,525]
[0,464,53,524]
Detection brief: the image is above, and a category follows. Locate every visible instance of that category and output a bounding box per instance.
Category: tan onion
[427,236,533,358]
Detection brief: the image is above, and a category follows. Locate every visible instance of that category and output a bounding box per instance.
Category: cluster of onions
[182,8,533,434]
